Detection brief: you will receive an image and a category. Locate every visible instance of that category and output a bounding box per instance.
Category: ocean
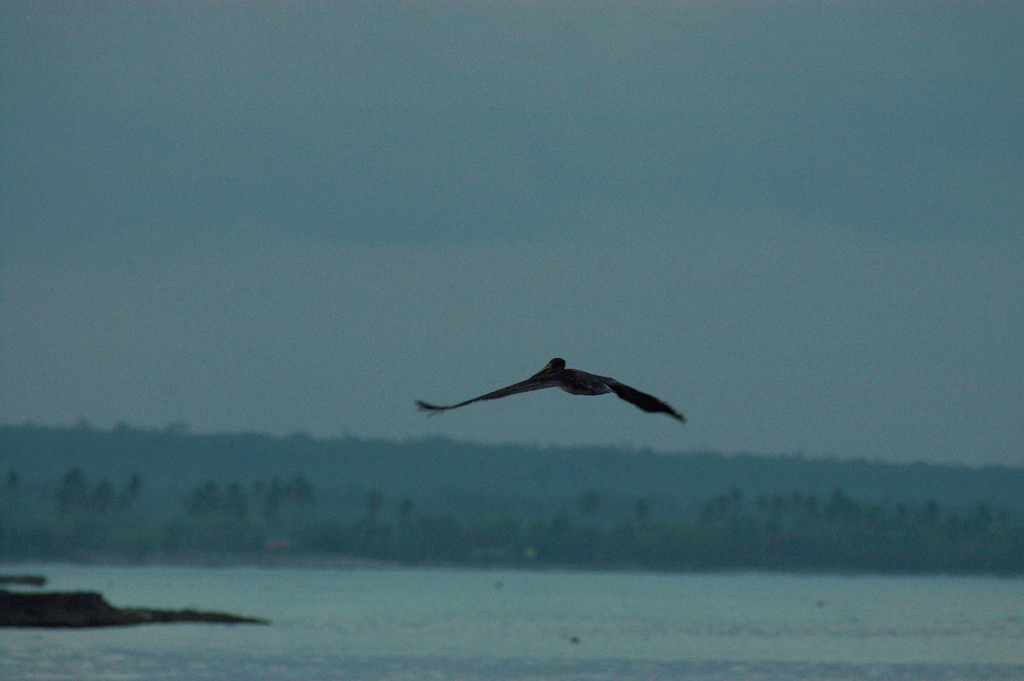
[2,564,1021,680]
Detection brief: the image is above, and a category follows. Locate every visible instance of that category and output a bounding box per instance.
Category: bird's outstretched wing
[416,375,562,416]
[598,376,687,422]
[417,357,686,423]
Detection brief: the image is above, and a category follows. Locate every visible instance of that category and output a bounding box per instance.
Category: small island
[0,589,268,628]
[0,574,47,587]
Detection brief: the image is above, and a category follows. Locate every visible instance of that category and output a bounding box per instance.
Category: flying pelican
[416,357,685,422]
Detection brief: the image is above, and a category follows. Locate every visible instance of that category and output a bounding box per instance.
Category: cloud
[2,3,1022,465]
[3,3,1021,253]
[3,210,1021,464]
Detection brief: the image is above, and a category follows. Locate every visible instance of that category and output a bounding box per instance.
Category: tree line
[6,421,1024,514]
[1,467,1021,575]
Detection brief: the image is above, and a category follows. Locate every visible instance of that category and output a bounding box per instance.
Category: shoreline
[5,558,1023,580]
[0,588,269,628]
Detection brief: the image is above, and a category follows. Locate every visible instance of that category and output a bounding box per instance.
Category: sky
[2,2,1022,467]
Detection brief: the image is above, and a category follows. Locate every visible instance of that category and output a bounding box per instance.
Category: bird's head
[534,358,567,376]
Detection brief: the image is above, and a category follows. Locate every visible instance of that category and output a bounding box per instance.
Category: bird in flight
[416,357,685,422]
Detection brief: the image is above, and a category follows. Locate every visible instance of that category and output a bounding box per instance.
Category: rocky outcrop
[0,575,46,587]
[0,589,269,628]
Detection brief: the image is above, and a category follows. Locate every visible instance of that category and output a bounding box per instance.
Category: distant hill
[3,423,1021,517]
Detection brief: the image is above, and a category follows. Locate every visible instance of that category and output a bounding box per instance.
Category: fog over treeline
[3,422,1021,517]
[3,422,1022,575]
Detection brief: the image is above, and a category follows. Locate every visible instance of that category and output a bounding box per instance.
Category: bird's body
[416,358,685,422]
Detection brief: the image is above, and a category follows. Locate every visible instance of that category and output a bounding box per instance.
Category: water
[2,564,1022,680]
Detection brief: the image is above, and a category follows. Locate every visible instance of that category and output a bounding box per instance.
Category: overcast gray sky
[2,3,1022,466]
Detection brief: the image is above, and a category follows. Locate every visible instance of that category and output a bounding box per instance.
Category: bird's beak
[534,361,558,376]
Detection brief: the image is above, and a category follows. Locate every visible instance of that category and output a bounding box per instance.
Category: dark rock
[0,589,269,628]
[0,575,46,587]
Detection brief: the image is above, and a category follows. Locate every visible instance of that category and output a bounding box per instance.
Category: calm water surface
[2,564,1021,680]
